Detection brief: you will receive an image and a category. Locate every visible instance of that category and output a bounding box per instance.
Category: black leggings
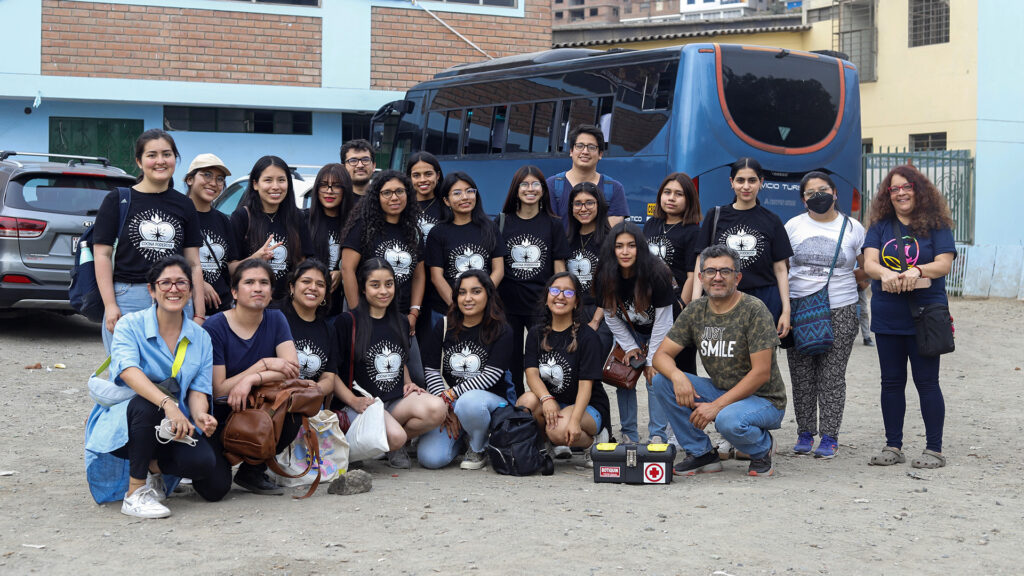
[507,312,542,398]
[212,402,303,477]
[111,395,232,502]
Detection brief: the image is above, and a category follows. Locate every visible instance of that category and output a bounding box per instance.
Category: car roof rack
[0,151,112,168]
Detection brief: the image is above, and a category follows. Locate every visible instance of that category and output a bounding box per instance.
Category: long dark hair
[133,129,180,188]
[447,269,506,347]
[566,182,611,248]
[595,221,672,312]
[353,258,408,362]
[870,164,953,238]
[238,156,305,273]
[729,157,765,205]
[288,258,331,316]
[500,165,556,216]
[405,151,444,193]
[308,164,356,268]
[653,172,701,225]
[539,271,583,353]
[438,171,496,249]
[341,170,422,255]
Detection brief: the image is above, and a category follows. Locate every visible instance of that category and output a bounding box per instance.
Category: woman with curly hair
[518,272,610,467]
[863,165,956,470]
[307,164,357,316]
[594,222,676,444]
[340,170,426,383]
[417,270,514,470]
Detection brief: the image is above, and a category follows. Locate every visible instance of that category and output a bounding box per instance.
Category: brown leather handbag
[223,379,325,499]
[602,301,647,390]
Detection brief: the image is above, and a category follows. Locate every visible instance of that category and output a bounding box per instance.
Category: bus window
[720,46,840,148]
[492,106,507,153]
[464,107,494,155]
[607,62,676,155]
[531,102,555,154]
[506,103,532,153]
[443,110,462,156]
[557,98,598,152]
[425,108,445,154]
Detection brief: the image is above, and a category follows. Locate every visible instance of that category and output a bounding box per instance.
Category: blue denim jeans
[614,333,668,443]
[417,390,506,469]
[651,372,784,459]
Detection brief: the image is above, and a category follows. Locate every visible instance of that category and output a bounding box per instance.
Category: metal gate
[861,148,975,245]
[49,117,144,177]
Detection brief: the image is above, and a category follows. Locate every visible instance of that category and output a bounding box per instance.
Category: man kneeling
[651,245,788,477]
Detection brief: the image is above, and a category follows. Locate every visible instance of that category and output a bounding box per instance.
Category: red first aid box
[590,442,676,484]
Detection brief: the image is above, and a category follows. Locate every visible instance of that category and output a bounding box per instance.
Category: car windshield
[5,174,133,216]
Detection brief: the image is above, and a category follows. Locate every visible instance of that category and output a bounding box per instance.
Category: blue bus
[371,43,862,222]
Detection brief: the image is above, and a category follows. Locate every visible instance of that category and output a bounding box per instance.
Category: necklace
[662,220,680,235]
[266,211,277,223]
[579,232,593,251]
[420,197,437,213]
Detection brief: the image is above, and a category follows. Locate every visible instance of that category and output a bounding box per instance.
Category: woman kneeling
[86,256,228,518]
[518,272,610,466]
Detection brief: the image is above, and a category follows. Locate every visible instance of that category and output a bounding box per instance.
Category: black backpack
[486,404,553,476]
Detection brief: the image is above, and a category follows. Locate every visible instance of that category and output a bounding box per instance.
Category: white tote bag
[269,410,350,487]
[345,398,389,462]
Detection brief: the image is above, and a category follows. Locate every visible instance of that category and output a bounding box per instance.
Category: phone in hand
[628,356,645,371]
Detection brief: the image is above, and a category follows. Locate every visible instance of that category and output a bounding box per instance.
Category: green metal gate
[861,148,975,245]
[49,117,144,177]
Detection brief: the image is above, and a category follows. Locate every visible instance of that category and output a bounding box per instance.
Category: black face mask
[806,191,835,214]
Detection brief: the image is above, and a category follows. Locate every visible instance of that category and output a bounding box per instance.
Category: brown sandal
[869,446,905,466]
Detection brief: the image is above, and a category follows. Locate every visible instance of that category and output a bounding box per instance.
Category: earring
[320,299,327,307]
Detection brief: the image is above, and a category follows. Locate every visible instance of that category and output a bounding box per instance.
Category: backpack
[70,187,131,322]
[486,404,553,476]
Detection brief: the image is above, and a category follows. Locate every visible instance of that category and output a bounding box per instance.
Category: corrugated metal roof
[553,24,811,48]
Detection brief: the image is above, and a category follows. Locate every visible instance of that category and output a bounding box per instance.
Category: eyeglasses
[573,143,600,153]
[319,182,345,192]
[450,188,477,199]
[803,186,832,198]
[345,157,373,167]
[573,200,597,209]
[198,171,226,185]
[701,268,736,278]
[155,279,191,292]
[548,287,576,298]
[380,188,407,199]
[519,181,543,190]
[887,182,914,194]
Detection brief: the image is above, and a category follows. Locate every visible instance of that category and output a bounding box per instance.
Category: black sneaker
[672,450,723,476]
[233,468,284,495]
[747,433,775,477]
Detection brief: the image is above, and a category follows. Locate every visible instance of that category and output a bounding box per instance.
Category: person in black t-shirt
[93,129,205,353]
[594,222,676,444]
[425,172,506,317]
[406,152,449,340]
[518,272,610,465]
[566,182,614,355]
[228,156,314,304]
[185,153,237,314]
[692,157,793,339]
[307,164,357,318]
[340,170,426,386]
[496,165,570,397]
[418,270,514,470]
[280,260,338,395]
[643,172,702,374]
[334,258,446,469]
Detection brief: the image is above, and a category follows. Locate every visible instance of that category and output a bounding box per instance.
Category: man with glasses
[547,125,629,230]
[340,139,376,196]
[650,245,787,477]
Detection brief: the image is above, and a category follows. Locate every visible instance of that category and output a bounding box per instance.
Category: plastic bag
[345,398,389,462]
[269,410,349,487]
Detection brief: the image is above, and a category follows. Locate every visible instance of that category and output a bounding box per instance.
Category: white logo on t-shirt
[537,352,571,393]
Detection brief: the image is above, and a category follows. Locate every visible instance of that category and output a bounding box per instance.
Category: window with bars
[910,132,946,151]
[837,0,876,82]
[909,0,949,47]
[164,107,313,135]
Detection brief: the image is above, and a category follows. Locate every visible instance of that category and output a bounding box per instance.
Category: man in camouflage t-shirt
[651,245,787,477]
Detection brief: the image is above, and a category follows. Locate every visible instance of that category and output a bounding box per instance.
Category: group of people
[83,125,957,519]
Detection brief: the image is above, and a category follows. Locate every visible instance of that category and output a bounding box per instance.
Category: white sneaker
[459,450,487,470]
[121,486,171,519]
[552,445,573,460]
[649,435,666,445]
[146,473,167,502]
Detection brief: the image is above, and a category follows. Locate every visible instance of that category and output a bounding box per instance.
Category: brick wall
[370,0,552,90]
[40,0,321,86]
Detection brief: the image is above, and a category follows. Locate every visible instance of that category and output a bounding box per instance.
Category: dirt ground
[0,297,1021,575]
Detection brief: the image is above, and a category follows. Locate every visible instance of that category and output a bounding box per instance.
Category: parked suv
[0,152,136,313]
